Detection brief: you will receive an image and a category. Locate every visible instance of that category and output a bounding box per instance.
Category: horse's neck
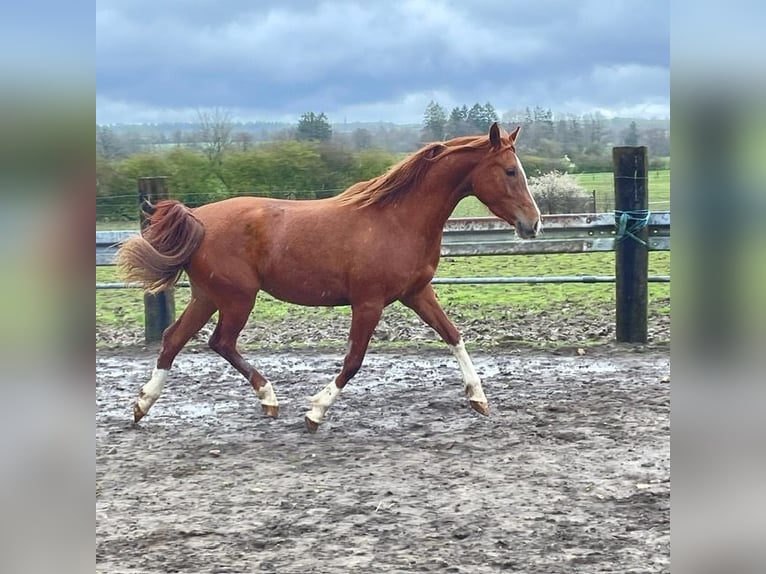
[397,154,474,231]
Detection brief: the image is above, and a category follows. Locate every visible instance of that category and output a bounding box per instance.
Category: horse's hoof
[304,416,320,434]
[262,404,279,418]
[133,404,145,423]
[469,400,490,416]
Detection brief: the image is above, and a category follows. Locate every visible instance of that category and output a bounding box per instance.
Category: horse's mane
[335,134,492,208]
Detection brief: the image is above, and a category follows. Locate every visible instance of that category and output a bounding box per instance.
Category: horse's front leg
[304,301,383,433]
[401,285,489,415]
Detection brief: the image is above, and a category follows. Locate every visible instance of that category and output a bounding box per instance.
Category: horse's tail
[116,200,205,294]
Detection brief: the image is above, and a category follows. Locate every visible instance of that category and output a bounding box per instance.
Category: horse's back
[186,196,352,301]
[185,195,436,306]
[191,195,278,221]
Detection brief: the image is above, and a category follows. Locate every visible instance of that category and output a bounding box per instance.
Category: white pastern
[255,381,279,407]
[136,368,168,414]
[305,381,341,424]
[449,340,488,404]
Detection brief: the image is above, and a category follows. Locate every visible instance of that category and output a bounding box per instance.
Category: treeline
[96,141,399,220]
[97,104,669,221]
[98,104,669,161]
[422,101,670,172]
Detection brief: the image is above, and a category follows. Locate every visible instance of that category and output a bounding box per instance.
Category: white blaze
[305,381,341,425]
[449,340,488,404]
[136,367,168,414]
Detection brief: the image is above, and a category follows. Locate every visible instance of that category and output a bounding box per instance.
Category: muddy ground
[96,339,669,573]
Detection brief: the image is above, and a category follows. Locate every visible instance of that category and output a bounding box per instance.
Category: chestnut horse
[117,123,541,432]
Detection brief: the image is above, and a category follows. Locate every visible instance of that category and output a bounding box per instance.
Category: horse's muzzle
[516,219,541,239]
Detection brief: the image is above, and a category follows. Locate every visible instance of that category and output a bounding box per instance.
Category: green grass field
[576,170,670,212]
[435,251,670,313]
[97,251,670,342]
[451,169,670,218]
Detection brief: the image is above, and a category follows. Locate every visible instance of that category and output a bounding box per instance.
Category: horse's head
[470,123,541,239]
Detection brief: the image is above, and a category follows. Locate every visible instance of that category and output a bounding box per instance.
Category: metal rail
[96,212,670,288]
[97,275,670,290]
[97,212,671,268]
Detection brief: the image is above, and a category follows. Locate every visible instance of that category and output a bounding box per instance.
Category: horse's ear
[509,126,521,142]
[489,122,502,149]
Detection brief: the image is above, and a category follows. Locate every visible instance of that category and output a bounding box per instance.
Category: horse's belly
[260,275,350,307]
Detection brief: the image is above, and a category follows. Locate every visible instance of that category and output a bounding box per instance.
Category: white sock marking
[255,381,279,407]
[305,381,341,425]
[449,340,488,404]
[136,367,168,414]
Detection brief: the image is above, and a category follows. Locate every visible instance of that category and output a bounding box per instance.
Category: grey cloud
[96,0,669,123]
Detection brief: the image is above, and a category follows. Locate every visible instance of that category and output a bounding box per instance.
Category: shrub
[529,171,593,214]
[519,154,565,176]
[572,155,613,173]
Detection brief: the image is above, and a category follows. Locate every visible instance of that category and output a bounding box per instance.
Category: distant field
[576,170,670,212]
[452,169,670,218]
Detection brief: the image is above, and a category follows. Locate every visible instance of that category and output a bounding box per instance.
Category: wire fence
[97,192,672,223]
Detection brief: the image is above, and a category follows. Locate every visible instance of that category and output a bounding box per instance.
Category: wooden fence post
[138,177,175,344]
[613,147,649,343]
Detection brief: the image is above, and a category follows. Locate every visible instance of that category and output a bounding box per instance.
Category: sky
[96,0,670,125]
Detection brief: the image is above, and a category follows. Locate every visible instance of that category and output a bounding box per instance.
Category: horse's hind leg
[401,285,489,415]
[208,292,280,417]
[134,292,217,422]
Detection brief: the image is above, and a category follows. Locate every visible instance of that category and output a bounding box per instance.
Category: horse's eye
[505,168,517,177]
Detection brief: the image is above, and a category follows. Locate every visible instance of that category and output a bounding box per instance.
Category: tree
[196,107,233,166]
[355,149,398,181]
[568,116,585,154]
[315,142,356,197]
[583,112,607,156]
[501,109,526,131]
[623,121,640,146]
[421,100,447,142]
[167,147,224,206]
[233,131,253,151]
[535,106,555,141]
[445,105,472,138]
[96,126,123,159]
[296,112,332,141]
[468,102,498,133]
[352,128,373,150]
[644,128,670,157]
[467,103,485,132]
[195,107,234,192]
[518,107,541,152]
[523,107,534,128]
